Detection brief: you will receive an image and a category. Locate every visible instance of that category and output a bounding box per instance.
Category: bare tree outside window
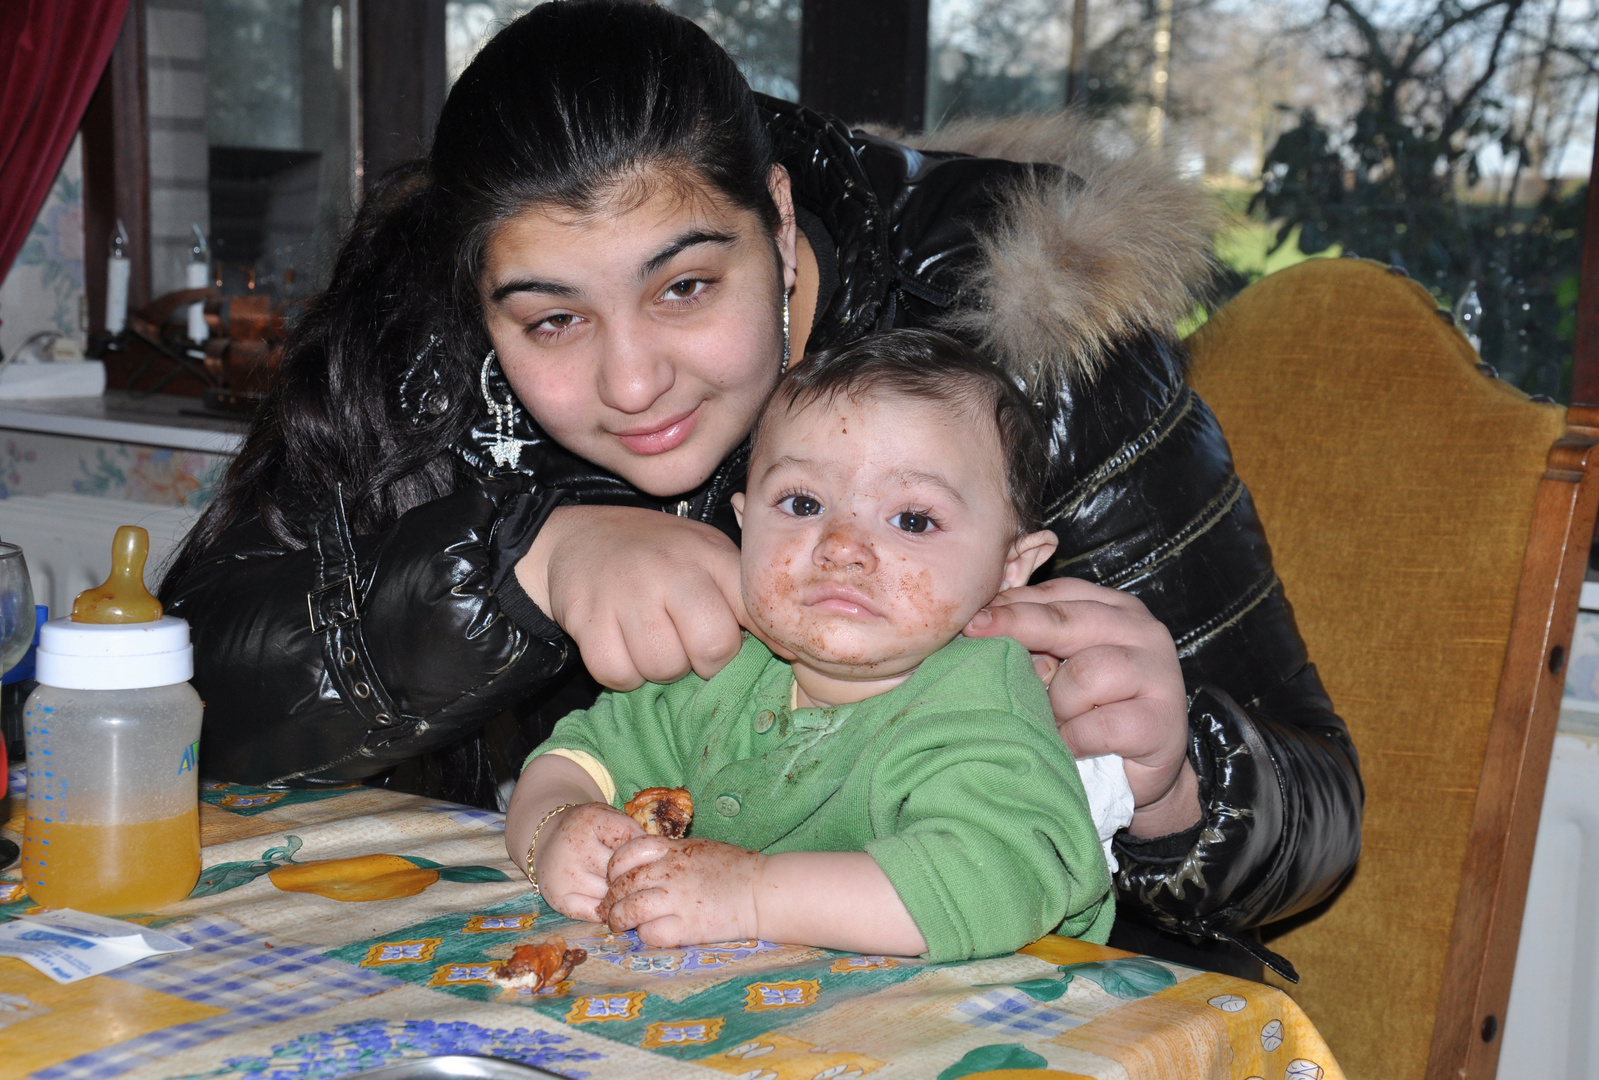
[927,0,1231,138]
[927,0,1595,400]
[1249,0,1598,398]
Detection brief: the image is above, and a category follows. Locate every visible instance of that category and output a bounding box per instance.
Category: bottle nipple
[71,525,164,623]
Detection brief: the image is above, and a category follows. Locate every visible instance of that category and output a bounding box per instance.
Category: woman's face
[480,169,798,497]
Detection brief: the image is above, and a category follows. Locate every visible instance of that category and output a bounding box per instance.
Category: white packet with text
[0,910,189,984]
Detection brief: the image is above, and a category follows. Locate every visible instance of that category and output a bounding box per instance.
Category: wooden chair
[1185,256,1599,1080]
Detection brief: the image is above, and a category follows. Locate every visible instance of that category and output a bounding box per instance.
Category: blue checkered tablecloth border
[415,803,507,830]
[952,986,1092,1039]
[35,915,404,1080]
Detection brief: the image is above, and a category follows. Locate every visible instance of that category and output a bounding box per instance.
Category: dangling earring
[480,350,530,469]
[780,289,791,375]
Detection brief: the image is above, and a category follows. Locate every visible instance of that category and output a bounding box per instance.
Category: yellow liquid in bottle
[22,808,201,914]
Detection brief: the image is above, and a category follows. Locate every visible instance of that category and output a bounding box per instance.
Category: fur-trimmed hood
[862,114,1220,389]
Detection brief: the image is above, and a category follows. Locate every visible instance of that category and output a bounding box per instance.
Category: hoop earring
[480,350,531,469]
[780,289,791,375]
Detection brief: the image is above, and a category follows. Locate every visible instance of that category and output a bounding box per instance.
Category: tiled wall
[0,430,227,509]
[147,0,211,299]
[0,137,86,361]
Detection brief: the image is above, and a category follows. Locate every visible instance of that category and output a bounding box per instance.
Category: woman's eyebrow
[639,229,738,279]
[491,277,581,303]
[490,230,739,302]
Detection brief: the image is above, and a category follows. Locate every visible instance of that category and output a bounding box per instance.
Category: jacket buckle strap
[309,485,408,737]
[309,483,362,626]
[307,576,358,633]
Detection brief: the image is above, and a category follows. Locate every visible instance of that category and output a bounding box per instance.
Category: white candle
[106,219,130,336]
[106,255,130,335]
[185,259,209,343]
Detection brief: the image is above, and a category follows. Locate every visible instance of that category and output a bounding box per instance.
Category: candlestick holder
[99,280,284,414]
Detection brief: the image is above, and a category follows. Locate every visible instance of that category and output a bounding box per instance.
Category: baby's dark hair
[755,329,1052,533]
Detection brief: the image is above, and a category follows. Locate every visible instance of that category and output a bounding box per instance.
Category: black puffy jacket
[165,98,1362,977]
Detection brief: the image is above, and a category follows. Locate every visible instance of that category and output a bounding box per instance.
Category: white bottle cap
[34,616,194,690]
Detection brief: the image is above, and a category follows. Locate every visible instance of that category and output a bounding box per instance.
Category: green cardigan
[531,633,1114,961]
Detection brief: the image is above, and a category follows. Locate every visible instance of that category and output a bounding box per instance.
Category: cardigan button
[754,710,775,734]
[714,794,741,817]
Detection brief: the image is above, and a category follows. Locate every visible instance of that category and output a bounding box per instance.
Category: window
[924,0,1598,400]
[145,0,356,298]
[927,0,1071,128]
[92,0,1598,402]
[445,0,799,99]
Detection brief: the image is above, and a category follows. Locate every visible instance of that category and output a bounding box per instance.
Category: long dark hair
[165,0,779,587]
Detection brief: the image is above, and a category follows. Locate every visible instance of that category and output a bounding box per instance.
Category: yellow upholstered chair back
[1186,257,1597,1080]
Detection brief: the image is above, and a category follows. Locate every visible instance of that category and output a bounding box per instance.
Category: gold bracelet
[523,802,577,895]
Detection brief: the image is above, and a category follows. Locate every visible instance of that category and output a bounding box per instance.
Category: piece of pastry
[491,939,587,991]
[624,786,694,838]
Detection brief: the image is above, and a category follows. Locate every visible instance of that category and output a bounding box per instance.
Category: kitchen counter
[0,391,247,455]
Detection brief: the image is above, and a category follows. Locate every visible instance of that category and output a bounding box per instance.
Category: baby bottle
[21,526,203,913]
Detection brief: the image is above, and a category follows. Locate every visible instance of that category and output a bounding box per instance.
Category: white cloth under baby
[1076,753,1135,873]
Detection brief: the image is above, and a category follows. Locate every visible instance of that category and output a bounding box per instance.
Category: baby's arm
[603,839,928,955]
[510,662,705,920]
[505,753,644,922]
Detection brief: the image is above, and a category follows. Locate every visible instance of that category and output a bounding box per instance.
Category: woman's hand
[517,505,748,689]
[964,577,1201,839]
[599,837,763,948]
[532,802,645,922]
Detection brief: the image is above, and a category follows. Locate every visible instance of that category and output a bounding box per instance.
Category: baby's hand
[599,837,763,948]
[534,803,644,922]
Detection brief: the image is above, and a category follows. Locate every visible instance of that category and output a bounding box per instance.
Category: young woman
[162,0,1361,979]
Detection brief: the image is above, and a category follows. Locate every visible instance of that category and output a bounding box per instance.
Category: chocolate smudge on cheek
[747,548,839,660]
[886,566,959,634]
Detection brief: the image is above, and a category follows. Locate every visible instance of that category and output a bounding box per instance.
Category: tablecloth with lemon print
[0,781,1343,1080]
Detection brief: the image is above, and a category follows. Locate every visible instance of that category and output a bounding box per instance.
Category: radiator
[0,493,201,618]
[1499,582,1599,1079]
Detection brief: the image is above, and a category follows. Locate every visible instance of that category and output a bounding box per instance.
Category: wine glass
[0,543,35,870]
[0,545,35,675]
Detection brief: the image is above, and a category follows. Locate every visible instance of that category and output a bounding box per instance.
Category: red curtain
[0,0,131,282]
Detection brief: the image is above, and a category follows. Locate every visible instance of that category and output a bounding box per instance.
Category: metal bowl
[346,1056,571,1080]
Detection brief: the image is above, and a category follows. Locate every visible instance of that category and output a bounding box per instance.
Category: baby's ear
[1001,529,1058,590]
[731,491,746,528]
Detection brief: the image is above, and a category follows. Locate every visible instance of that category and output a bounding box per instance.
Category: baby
[505,329,1130,962]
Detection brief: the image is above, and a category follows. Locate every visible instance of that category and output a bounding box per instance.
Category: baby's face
[733,390,1052,687]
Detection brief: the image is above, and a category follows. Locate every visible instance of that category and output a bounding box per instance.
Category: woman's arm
[969,579,1200,838]
[518,504,748,690]
[164,475,571,785]
[974,333,1363,960]
[167,478,753,787]
[601,839,927,956]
